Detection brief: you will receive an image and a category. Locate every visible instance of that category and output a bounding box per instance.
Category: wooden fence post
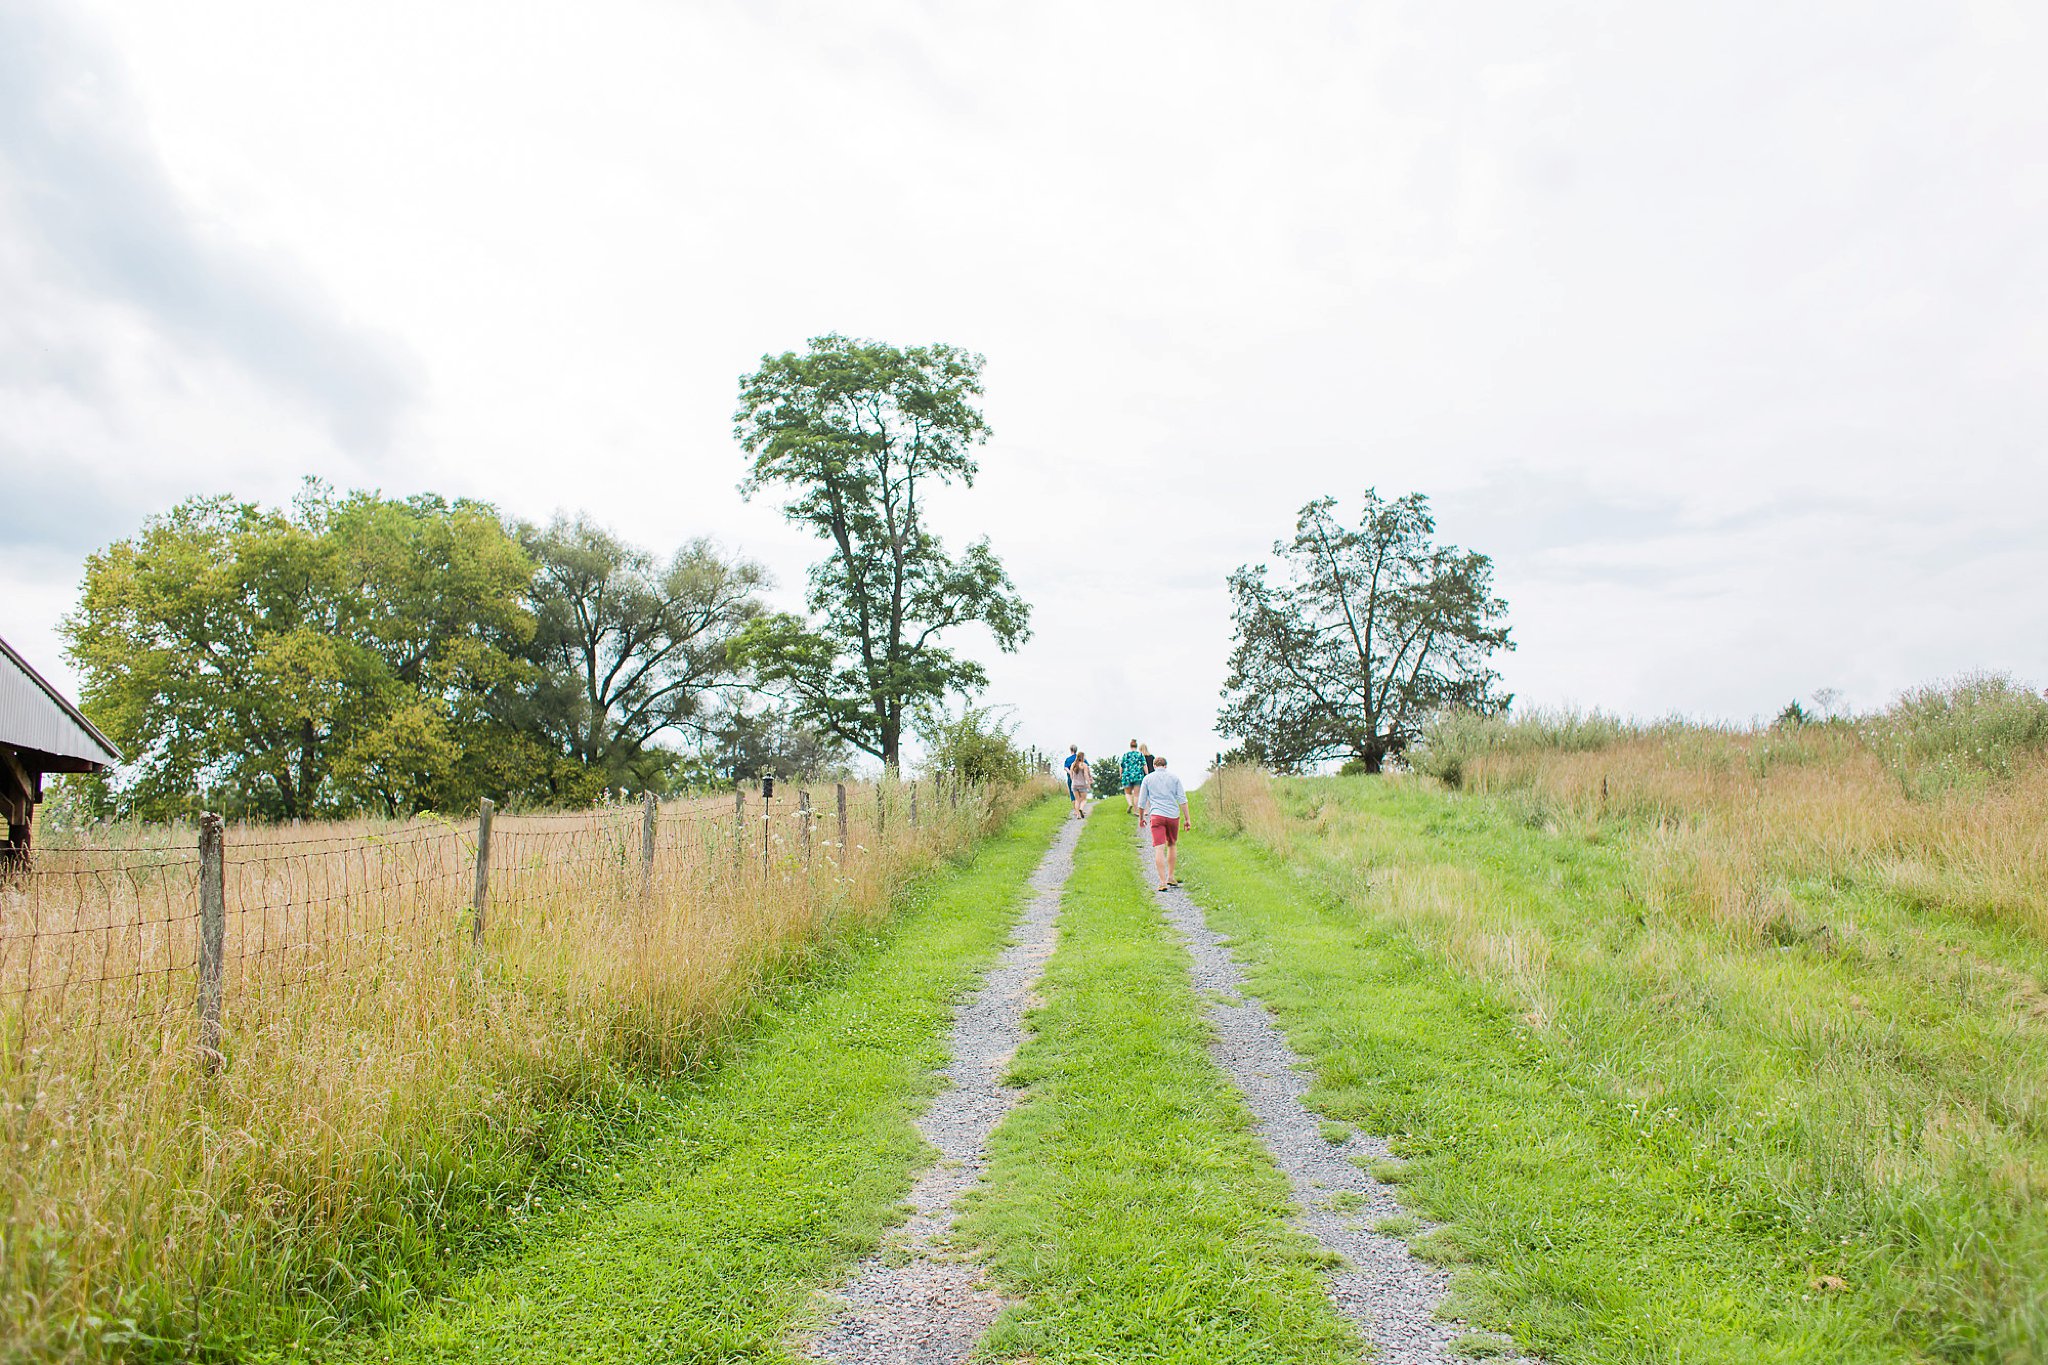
[799,790,812,867]
[762,787,772,876]
[950,777,959,812]
[910,781,919,829]
[734,787,746,867]
[472,798,494,945]
[835,783,848,865]
[197,812,225,1072]
[641,790,657,891]
[876,782,886,840]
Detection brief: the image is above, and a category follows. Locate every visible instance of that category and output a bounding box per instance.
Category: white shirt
[1139,769,1187,818]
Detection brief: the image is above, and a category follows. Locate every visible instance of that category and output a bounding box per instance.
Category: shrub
[1861,672,2048,797]
[919,705,1031,787]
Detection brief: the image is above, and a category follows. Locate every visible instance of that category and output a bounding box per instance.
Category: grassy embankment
[1195,680,2048,1362]
[960,810,1364,1365]
[1,780,1037,1362]
[285,791,1068,1364]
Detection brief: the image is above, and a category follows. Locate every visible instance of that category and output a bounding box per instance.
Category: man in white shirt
[1137,757,1191,891]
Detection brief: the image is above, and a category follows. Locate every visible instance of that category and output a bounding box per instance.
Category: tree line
[63,335,1030,820]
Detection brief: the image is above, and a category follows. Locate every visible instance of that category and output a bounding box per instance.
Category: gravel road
[1142,826,1535,1364]
[802,814,1081,1365]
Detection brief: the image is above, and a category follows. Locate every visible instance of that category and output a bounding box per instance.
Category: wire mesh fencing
[0,776,992,1073]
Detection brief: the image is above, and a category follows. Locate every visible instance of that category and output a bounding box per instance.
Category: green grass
[1189,776,2048,1363]
[270,794,1068,1364]
[959,812,1362,1365]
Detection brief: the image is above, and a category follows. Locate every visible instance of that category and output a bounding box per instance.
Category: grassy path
[1190,775,2048,1363]
[959,810,1364,1365]
[281,795,1067,1365]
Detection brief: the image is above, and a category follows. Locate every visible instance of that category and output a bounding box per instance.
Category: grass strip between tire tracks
[278,793,1067,1364]
[960,810,1364,1364]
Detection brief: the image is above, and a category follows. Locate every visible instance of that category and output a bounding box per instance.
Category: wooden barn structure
[1,634,120,865]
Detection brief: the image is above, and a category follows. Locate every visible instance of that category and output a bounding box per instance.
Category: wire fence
[0,777,979,1068]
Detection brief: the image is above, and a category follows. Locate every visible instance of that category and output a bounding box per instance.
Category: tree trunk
[1360,746,1386,774]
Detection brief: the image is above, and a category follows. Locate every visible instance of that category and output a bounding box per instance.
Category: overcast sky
[3,0,2045,774]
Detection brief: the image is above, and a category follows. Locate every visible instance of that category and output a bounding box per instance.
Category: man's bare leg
[1165,840,1179,883]
[1153,839,1170,888]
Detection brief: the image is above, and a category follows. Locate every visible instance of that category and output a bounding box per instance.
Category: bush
[919,705,1031,788]
[1861,673,2048,797]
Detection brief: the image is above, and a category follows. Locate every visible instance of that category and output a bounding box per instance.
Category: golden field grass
[0,778,1033,1362]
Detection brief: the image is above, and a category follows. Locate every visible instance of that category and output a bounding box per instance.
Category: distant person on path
[1070,751,1092,820]
[1139,757,1190,889]
[1063,745,1077,801]
[1120,740,1147,814]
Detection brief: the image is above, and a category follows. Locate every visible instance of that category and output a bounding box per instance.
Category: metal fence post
[641,790,657,892]
[472,798,493,944]
[762,787,772,876]
[197,812,225,1073]
[835,783,848,865]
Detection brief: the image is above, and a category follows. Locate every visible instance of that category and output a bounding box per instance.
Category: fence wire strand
[0,781,973,1064]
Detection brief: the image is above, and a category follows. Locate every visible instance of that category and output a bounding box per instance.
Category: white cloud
[3,0,2044,771]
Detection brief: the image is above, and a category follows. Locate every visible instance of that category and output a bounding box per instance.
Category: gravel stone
[1142,828,1538,1365]
[803,814,1082,1364]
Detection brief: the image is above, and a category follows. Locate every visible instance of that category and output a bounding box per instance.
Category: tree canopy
[64,484,549,819]
[1217,490,1513,774]
[733,334,1031,767]
[519,515,765,791]
[63,488,789,818]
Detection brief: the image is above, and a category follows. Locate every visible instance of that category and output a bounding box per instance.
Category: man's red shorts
[1150,815,1180,846]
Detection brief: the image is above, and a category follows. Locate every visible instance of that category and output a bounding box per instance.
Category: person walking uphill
[1070,751,1093,820]
[1139,757,1191,890]
[1120,741,1147,814]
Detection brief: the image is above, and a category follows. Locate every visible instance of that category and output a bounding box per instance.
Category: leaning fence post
[472,798,494,944]
[197,812,225,1073]
[799,790,812,868]
[641,790,657,891]
[835,783,848,865]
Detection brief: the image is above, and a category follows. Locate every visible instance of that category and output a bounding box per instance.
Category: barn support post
[197,813,225,1073]
[0,750,35,874]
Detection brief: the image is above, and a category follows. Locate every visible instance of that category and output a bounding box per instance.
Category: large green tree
[732,334,1031,767]
[64,484,549,819]
[1218,490,1513,774]
[518,515,766,790]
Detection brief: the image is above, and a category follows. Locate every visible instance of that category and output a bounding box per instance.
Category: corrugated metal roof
[0,634,121,769]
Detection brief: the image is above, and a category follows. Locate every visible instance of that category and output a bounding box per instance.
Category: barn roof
[0,634,121,771]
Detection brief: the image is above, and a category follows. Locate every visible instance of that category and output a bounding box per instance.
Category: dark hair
[1153,756,1167,767]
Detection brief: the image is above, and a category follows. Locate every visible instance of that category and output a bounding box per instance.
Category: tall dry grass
[0,778,1035,1361]
[1447,725,2048,942]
